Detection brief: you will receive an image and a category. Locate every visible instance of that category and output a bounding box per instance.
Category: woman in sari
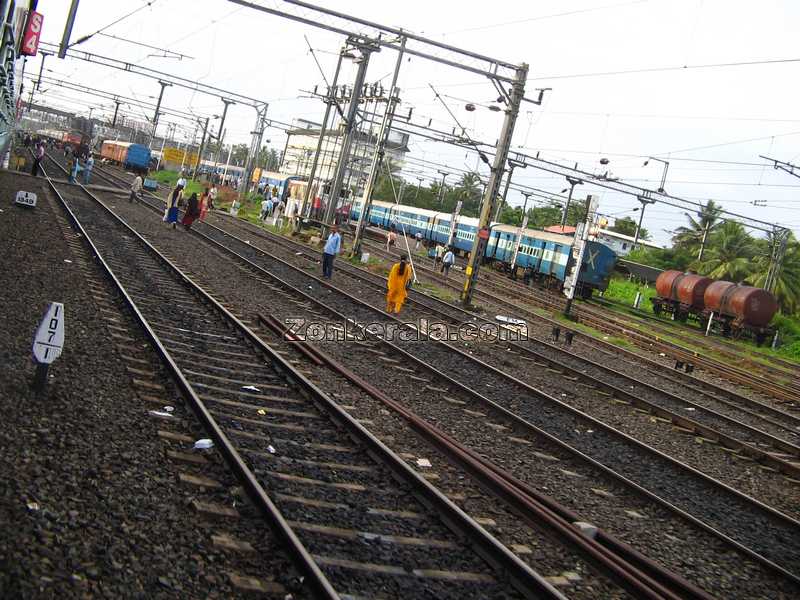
[198,188,209,221]
[182,192,200,230]
[386,254,413,314]
[165,186,182,229]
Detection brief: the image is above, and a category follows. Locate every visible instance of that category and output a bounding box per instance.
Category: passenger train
[350,199,617,296]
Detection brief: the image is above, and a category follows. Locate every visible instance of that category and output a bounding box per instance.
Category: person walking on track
[199,188,209,222]
[30,142,44,176]
[82,154,94,184]
[442,247,455,280]
[386,254,413,314]
[182,193,201,230]
[322,225,342,279]
[165,186,182,229]
[130,173,143,203]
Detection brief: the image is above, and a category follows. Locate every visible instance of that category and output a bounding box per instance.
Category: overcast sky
[31,0,800,245]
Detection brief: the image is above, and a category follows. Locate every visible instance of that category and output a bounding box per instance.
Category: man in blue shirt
[322,225,341,279]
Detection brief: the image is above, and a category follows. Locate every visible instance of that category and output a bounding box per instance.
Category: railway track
[363,235,800,408]
[216,217,800,470]
[362,234,800,405]
[41,162,569,599]
[67,163,796,596]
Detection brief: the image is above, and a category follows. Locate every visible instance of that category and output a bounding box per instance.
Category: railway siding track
[202,213,800,491]
[43,165,562,599]
[91,179,800,589]
[365,236,800,424]
[365,236,800,405]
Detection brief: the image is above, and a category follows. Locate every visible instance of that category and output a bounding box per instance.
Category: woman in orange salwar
[386,254,413,314]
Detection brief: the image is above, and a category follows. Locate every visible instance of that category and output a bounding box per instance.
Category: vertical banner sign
[563,195,599,301]
[20,11,44,57]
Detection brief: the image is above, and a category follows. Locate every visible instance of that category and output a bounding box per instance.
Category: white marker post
[32,302,65,393]
[15,191,37,208]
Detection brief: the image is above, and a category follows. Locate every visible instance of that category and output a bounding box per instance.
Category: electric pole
[192,116,210,181]
[493,159,525,223]
[111,99,123,127]
[436,171,449,204]
[560,175,582,228]
[510,191,533,272]
[461,63,528,307]
[210,98,235,174]
[350,36,405,253]
[322,39,377,235]
[148,80,172,147]
[633,195,655,249]
[697,220,710,261]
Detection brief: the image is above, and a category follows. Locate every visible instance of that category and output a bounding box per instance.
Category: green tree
[693,221,756,281]
[610,216,650,240]
[747,233,800,314]
[626,246,695,271]
[672,199,723,254]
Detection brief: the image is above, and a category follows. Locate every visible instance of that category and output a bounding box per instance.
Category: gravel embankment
[0,170,299,598]
[93,191,800,599]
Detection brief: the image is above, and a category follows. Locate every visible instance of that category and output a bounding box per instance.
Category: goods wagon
[652,270,778,344]
[100,141,151,172]
[702,282,778,343]
[652,270,713,320]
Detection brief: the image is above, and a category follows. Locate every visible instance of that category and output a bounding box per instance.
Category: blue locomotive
[350,199,617,296]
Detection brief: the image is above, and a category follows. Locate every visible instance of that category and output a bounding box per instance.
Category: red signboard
[20,11,43,57]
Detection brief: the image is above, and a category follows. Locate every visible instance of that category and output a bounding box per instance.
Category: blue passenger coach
[350,200,617,295]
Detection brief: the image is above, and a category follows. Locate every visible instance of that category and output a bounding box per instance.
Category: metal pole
[211,99,235,175]
[350,38,405,253]
[436,171,448,204]
[192,117,209,181]
[633,196,654,249]
[697,220,710,261]
[111,99,122,127]
[560,175,582,228]
[148,81,172,147]
[493,163,516,223]
[241,103,267,200]
[461,63,528,307]
[322,42,375,236]
[58,0,80,58]
[510,192,532,271]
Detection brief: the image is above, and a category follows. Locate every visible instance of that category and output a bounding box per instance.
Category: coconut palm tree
[672,199,723,256]
[693,221,756,282]
[747,233,800,314]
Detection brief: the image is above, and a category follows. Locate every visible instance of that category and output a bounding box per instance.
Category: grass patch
[601,277,658,314]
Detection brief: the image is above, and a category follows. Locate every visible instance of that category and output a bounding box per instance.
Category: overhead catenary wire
[71,1,159,48]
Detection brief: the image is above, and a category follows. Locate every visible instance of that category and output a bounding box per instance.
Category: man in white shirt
[260,197,270,221]
[130,173,143,203]
[176,171,187,190]
[442,248,455,280]
[208,186,218,209]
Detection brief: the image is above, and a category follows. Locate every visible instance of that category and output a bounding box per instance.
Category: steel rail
[42,154,564,600]
[38,159,340,599]
[64,159,800,584]
[113,182,800,586]
[258,312,713,600]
